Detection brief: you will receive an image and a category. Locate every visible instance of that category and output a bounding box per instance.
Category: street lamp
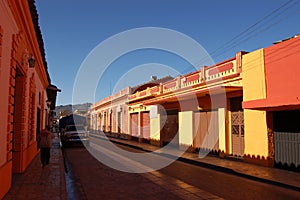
[46,100,51,108]
[28,56,35,68]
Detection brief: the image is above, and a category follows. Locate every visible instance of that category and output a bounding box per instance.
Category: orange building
[0,1,59,198]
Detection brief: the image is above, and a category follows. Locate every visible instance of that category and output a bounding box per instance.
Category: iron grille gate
[231,111,244,156]
[274,132,300,168]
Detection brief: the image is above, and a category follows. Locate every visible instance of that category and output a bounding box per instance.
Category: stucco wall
[264,36,300,106]
[243,36,300,109]
[218,108,226,153]
[178,111,193,146]
[242,49,266,101]
[150,114,160,140]
[0,0,19,167]
[92,87,130,134]
[242,49,268,158]
[0,0,51,198]
[244,110,268,157]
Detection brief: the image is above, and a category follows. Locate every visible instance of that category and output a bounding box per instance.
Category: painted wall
[242,49,266,102]
[0,2,19,197]
[264,36,300,107]
[242,36,300,164]
[150,114,160,141]
[0,1,51,198]
[218,108,226,153]
[19,71,46,172]
[178,111,193,146]
[243,36,300,109]
[244,110,268,157]
[91,87,130,134]
[0,0,18,168]
[242,48,269,160]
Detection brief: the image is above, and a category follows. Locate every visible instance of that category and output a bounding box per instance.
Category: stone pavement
[3,133,67,200]
[3,132,300,200]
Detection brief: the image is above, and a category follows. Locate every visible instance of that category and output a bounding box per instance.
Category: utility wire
[210,0,298,57]
[179,0,300,75]
[213,0,300,58]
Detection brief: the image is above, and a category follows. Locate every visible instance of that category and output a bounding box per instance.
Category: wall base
[149,139,161,147]
[0,161,12,199]
[244,154,274,167]
[12,142,39,173]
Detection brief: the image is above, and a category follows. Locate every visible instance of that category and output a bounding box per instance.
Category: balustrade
[128,58,241,101]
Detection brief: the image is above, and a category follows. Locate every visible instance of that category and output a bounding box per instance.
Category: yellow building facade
[90,35,300,169]
[242,49,270,166]
[127,52,245,155]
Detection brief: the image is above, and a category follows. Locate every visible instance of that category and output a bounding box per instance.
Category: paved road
[62,136,300,200]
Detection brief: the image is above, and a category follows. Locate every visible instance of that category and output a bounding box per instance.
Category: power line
[179,0,300,75]
[210,0,298,57]
[213,0,300,57]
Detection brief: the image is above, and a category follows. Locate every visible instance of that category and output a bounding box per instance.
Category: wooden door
[141,112,150,139]
[193,111,219,151]
[161,110,179,147]
[130,113,139,137]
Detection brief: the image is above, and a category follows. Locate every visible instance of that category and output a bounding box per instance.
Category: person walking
[37,126,55,168]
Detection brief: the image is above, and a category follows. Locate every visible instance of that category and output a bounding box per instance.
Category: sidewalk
[3,133,67,200]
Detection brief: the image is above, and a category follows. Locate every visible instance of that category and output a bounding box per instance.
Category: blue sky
[35,0,300,105]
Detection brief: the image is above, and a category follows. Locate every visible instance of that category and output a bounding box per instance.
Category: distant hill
[55,103,92,119]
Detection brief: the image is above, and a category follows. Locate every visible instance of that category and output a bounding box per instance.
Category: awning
[243,98,300,111]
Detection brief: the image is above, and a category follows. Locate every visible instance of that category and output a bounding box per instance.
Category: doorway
[230,97,244,157]
[193,110,219,151]
[273,110,300,169]
[12,68,25,173]
[36,108,41,149]
[160,109,179,147]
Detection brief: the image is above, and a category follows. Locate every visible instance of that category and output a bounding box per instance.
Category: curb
[52,135,68,200]
[57,146,68,200]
